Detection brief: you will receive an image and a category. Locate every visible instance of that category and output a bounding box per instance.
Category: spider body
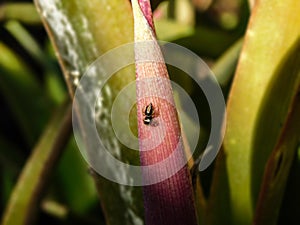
[143,103,157,125]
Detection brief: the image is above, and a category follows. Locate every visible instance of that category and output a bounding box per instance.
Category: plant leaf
[1,102,72,225]
[0,3,41,24]
[222,1,300,224]
[132,0,198,224]
[253,87,300,225]
[0,42,52,145]
[34,1,144,224]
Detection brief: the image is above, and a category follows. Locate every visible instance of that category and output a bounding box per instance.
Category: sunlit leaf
[34,1,144,224]
[221,1,300,224]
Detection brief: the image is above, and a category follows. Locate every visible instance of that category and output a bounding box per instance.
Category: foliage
[0,0,299,225]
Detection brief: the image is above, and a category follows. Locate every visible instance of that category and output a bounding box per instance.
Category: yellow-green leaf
[223,1,300,224]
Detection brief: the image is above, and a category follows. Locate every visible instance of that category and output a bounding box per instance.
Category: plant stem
[133,1,198,224]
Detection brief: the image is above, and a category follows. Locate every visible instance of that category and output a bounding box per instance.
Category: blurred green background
[0,0,299,225]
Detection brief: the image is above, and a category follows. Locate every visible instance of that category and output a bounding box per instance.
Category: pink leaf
[132,1,198,224]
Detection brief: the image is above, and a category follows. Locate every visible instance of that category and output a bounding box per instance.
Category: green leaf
[155,19,194,41]
[222,1,300,224]
[34,1,144,224]
[5,20,50,68]
[0,42,52,145]
[1,102,72,225]
[212,38,243,87]
[56,137,97,215]
[0,3,41,24]
[173,26,239,58]
[254,86,300,225]
[206,151,232,225]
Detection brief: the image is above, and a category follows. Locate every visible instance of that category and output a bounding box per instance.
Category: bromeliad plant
[0,0,299,225]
